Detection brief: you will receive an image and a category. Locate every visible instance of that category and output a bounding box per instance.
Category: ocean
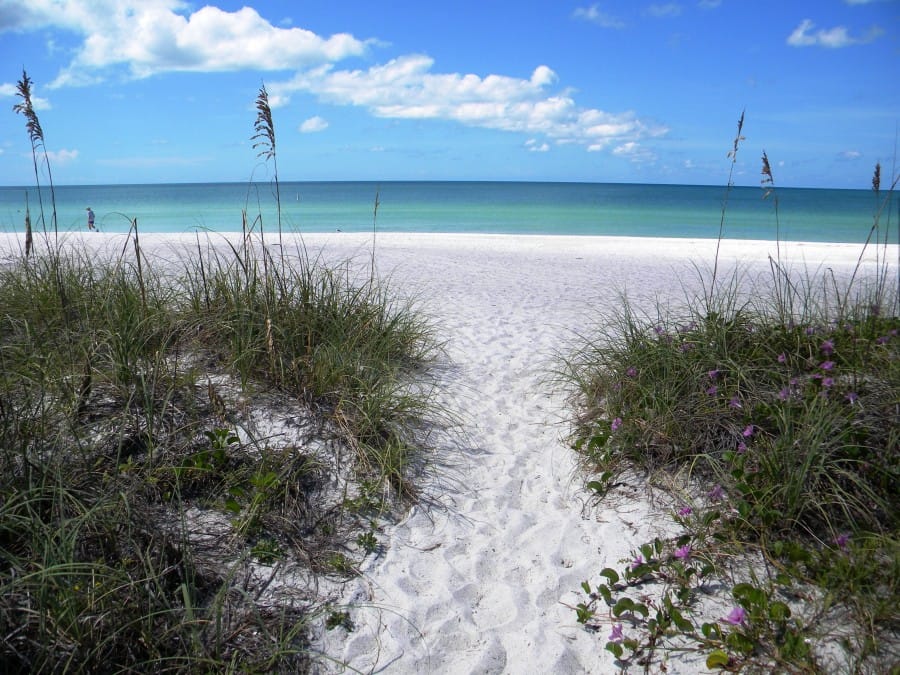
[0,181,893,244]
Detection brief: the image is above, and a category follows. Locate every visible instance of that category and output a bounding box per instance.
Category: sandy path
[305,234,879,674]
[322,237,634,673]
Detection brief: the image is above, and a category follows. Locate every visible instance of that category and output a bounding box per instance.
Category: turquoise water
[0,181,892,243]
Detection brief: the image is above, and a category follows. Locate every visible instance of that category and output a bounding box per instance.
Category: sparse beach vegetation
[1,74,441,672]
[565,117,898,671]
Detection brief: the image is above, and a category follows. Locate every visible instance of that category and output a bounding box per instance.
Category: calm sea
[0,181,892,244]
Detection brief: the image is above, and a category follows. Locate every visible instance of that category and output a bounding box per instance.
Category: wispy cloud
[525,139,550,152]
[269,56,667,154]
[612,141,656,164]
[645,4,683,18]
[299,116,329,133]
[787,19,884,48]
[839,150,862,160]
[45,148,78,163]
[1,0,368,86]
[572,4,626,29]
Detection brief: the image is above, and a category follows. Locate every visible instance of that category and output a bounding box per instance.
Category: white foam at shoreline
[0,232,892,672]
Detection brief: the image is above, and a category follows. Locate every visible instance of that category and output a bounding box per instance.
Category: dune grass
[0,229,441,672]
[1,74,442,673]
[564,123,898,671]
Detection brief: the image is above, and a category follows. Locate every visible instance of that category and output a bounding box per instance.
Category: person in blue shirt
[86,207,96,231]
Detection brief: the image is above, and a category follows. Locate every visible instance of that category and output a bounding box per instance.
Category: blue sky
[0,0,896,188]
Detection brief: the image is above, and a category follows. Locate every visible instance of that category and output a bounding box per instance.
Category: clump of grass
[180,231,439,498]
[564,126,898,670]
[570,285,898,537]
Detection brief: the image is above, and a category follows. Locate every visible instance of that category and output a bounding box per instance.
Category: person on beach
[86,207,96,231]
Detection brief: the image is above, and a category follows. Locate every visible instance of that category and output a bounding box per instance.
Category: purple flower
[805,326,816,336]
[845,392,859,404]
[609,623,624,643]
[737,441,748,454]
[876,336,889,345]
[821,339,834,356]
[742,424,754,438]
[835,533,851,551]
[674,544,691,561]
[611,417,622,432]
[706,385,718,396]
[626,366,638,378]
[729,396,742,409]
[778,387,791,401]
[654,325,665,335]
[631,554,644,570]
[822,377,834,388]
[820,360,835,371]
[708,484,725,502]
[777,352,787,364]
[678,506,693,517]
[708,369,720,379]
[722,607,747,626]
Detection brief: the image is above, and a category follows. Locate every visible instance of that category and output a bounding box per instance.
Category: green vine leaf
[706,649,730,668]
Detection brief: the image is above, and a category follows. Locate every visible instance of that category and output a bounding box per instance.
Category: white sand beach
[294,233,884,674]
[1,232,889,673]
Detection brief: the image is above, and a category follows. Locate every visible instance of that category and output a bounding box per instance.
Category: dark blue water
[0,181,892,243]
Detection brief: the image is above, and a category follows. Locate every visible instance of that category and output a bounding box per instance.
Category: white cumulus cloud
[2,1,667,160]
[269,56,667,154]
[0,0,368,86]
[299,116,329,133]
